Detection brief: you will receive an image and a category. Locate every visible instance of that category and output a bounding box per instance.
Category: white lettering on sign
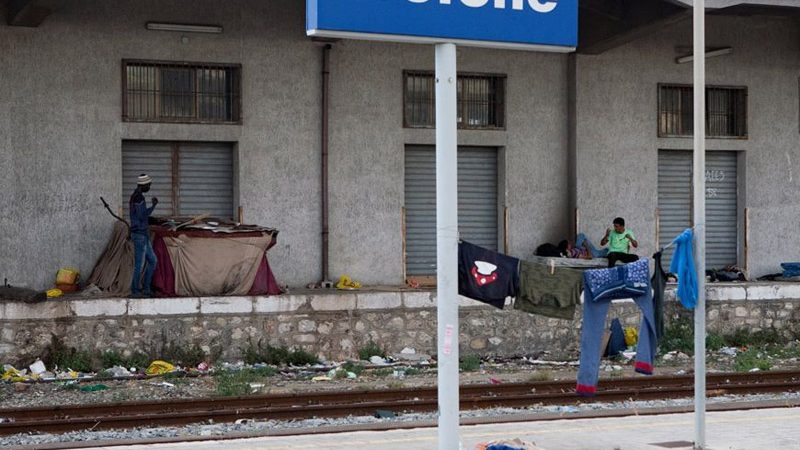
[408,0,559,13]
[705,170,725,183]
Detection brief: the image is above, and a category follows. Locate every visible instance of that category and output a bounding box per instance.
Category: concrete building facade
[1,0,798,290]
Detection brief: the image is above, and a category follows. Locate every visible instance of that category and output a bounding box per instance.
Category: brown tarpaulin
[163,234,272,296]
[87,222,134,296]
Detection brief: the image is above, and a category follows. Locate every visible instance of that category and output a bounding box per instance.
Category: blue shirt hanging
[669,228,699,309]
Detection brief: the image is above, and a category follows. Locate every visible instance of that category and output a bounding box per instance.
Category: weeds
[403,367,421,376]
[100,350,150,370]
[734,348,772,372]
[527,370,554,382]
[372,368,393,377]
[215,367,276,397]
[459,355,481,372]
[386,381,405,389]
[42,335,94,372]
[358,340,386,361]
[240,340,318,366]
[342,361,365,376]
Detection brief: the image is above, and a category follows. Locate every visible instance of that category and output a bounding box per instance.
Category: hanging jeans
[577,258,657,396]
[131,232,157,296]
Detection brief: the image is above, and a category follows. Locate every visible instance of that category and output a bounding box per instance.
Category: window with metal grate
[658,84,747,138]
[123,60,241,124]
[404,71,505,130]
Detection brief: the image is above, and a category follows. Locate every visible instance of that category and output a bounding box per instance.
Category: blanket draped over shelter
[88,221,281,297]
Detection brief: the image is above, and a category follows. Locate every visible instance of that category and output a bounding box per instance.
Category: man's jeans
[131,233,157,296]
[575,233,609,258]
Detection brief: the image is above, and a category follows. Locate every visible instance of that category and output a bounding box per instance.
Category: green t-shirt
[608,229,635,253]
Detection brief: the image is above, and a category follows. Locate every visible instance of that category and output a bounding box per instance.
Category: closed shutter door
[658,150,738,269]
[405,145,498,276]
[122,141,175,215]
[178,143,234,218]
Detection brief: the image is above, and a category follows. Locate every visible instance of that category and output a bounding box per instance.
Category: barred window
[658,84,747,138]
[404,71,505,129]
[123,60,241,124]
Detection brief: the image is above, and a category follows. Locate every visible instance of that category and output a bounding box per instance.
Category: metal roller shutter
[658,150,738,269]
[404,145,498,276]
[178,143,234,218]
[122,141,234,219]
[122,141,174,215]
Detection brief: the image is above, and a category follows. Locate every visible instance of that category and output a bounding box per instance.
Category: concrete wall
[575,15,800,277]
[0,0,568,290]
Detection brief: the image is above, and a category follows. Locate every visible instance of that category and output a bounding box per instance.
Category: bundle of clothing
[475,438,545,450]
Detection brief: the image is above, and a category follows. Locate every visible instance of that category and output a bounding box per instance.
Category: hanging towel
[458,241,520,309]
[577,259,657,396]
[652,251,668,341]
[515,260,583,320]
[669,229,698,309]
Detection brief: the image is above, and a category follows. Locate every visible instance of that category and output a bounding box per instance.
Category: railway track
[1,370,798,436]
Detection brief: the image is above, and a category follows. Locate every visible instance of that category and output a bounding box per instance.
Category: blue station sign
[307,0,577,51]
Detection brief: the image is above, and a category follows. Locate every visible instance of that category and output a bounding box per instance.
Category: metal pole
[693,1,707,449]
[435,42,460,450]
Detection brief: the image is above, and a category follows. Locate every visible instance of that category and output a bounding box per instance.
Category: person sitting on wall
[600,217,639,267]
[130,174,158,297]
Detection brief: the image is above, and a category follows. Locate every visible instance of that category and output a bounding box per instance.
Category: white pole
[693,1,707,449]
[435,42,460,450]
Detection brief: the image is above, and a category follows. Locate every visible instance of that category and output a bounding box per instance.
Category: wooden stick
[171,213,211,231]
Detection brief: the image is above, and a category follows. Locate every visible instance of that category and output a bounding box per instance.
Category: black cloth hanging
[458,240,520,309]
[652,251,668,341]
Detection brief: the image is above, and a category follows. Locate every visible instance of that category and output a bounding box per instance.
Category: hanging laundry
[458,241,520,309]
[514,260,582,320]
[651,251,668,341]
[669,229,698,309]
[576,259,657,397]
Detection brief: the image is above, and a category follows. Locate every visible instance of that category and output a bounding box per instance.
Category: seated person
[599,217,639,267]
[575,233,608,259]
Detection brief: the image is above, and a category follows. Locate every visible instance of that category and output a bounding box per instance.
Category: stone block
[403,292,436,308]
[311,294,356,311]
[356,293,402,310]
[5,301,72,320]
[255,295,308,313]
[747,285,779,301]
[71,299,127,317]
[294,334,317,343]
[734,307,748,318]
[298,319,317,333]
[707,286,746,301]
[458,295,490,308]
[129,297,199,316]
[776,284,800,300]
[200,297,253,314]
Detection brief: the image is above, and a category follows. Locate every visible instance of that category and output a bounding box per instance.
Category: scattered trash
[401,347,416,355]
[476,438,545,450]
[105,366,133,378]
[621,350,636,361]
[249,383,265,392]
[720,347,738,356]
[29,360,47,375]
[369,355,387,365]
[78,283,104,297]
[346,371,357,379]
[145,360,176,376]
[156,382,175,388]
[749,368,761,373]
[374,409,396,419]
[311,376,331,382]
[46,288,63,298]
[392,370,405,379]
[623,327,638,346]
[489,377,502,385]
[79,384,109,392]
[335,275,361,290]
[197,362,209,371]
[2,366,28,382]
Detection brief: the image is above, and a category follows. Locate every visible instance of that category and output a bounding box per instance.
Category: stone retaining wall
[1,284,799,366]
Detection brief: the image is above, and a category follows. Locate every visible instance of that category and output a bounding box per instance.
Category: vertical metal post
[693,1,707,449]
[435,42,460,450]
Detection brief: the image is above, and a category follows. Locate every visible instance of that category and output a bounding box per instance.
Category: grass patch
[240,340,318,366]
[527,370,554,382]
[358,340,386,361]
[459,355,481,372]
[100,350,150,370]
[42,335,94,372]
[372,368,394,377]
[342,361,365,376]
[386,381,405,389]
[403,367,421,376]
[734,348,772,372]
[215,367,276,397]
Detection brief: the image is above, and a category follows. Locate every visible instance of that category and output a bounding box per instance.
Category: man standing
[600,217,639,267]
[130,174,158,297]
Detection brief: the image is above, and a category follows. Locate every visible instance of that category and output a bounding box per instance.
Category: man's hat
[137,174,152,185]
